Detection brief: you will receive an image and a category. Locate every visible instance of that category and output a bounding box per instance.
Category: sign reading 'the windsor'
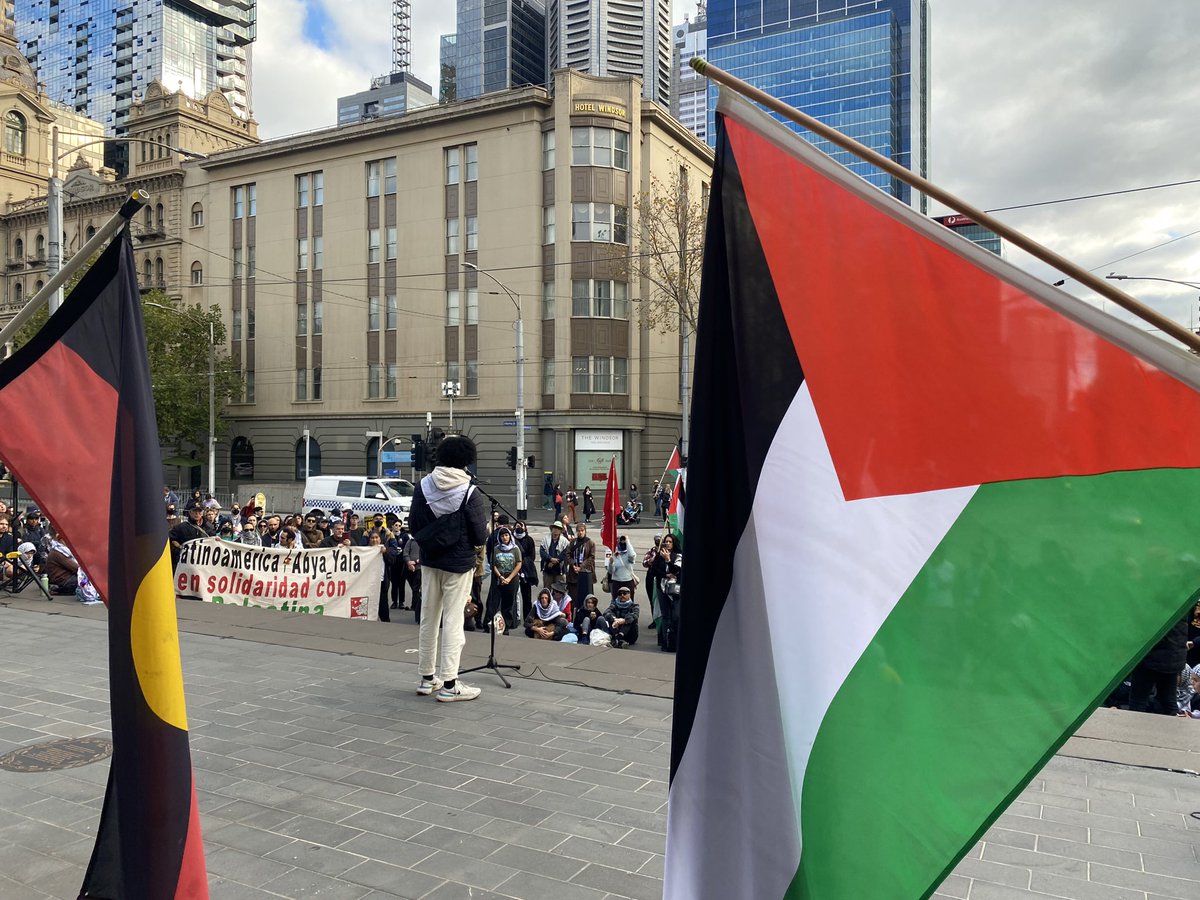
[175,538,383,619]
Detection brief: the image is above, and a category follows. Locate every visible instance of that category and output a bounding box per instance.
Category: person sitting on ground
[603,585,640,648]
[43,538,80,594]
[0,514,15,579]
[549,580,573,624]
[525,587,569,640]
[574,593,612,646]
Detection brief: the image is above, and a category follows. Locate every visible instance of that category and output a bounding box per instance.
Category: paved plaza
[0,597,1197,899]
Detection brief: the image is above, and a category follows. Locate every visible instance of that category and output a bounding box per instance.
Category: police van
[302,476,413,524]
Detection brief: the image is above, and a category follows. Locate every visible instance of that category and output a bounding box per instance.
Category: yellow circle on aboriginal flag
[130,542,189,732]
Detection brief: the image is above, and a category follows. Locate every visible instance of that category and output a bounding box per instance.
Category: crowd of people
[1108,600,1200,720]
[0,501,99,603]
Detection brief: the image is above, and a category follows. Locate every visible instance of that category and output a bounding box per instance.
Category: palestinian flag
[665,473,685,549]
[0,227,208,898]
[665,90,1200,900]
[659,444,683,493]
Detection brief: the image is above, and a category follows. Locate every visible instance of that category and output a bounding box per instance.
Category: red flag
[0,229,208,898]
[601,456,621,551]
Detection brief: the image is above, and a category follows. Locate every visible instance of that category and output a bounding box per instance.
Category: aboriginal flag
[665,90,1200,899]
[0,227,208,898]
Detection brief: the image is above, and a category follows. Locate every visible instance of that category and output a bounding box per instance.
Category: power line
[983,177,1200,214]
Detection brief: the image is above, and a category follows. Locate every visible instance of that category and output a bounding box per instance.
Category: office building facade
[706,0,929,208]
[337,72,435,126]
[14,0,256,140]
[547,0,672,105]
[450,0,547,102]
[671,4,708,142]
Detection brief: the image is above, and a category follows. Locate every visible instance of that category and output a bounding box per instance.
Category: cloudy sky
[252,0,1200,335]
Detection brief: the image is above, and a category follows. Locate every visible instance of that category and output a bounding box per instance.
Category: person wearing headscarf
[525,588,569,640]
[603,585,640,648]
[573,594,611,646]
[486,525,522,632]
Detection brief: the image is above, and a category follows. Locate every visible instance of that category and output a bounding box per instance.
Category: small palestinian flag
[664,90,1200,900]
[0,227,208,898]
[665,474,684,550]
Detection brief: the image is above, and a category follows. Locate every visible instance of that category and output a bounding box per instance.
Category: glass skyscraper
[15,0,256,137]
[452,0,547,102]
[706,0,928,208]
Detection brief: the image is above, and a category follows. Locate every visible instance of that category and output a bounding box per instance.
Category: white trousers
[417,567,473,682]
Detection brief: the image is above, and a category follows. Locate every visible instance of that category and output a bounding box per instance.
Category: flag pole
[0,190,150,351]
[690,59,1200,355]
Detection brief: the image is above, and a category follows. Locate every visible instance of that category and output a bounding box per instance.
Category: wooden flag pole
[690,58,1200,355]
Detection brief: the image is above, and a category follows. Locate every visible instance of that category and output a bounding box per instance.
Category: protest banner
[175,538,384,620]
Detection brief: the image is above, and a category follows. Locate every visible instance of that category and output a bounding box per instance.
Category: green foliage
[140,291,243,451]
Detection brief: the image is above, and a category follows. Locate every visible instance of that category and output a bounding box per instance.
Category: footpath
[0,590,1197,900]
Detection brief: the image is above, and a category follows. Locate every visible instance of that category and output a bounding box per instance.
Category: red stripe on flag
[174,776,209,900]
[726,118,1200,499]
[0,341,116,593]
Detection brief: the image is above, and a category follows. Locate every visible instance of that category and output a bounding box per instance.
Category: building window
[248,184,256,216]
[542,206,554,244]
[297,174,309,208]
[466,359,478,396]
[232,186,244,218]
[35,233,44,258]
[246,304,255,340]
[543,281,554,319]
[386,226,397,260]
[542,130,555,169]
[4,111,27,156]
[593,356,611,393]
[571,203,628,243]
[367,161,380,197]
[384,158,396,194]
[144,206,153,229]
[446,360,459,386]
[465,144,478,181]
[313,299,323,334]
[154,256,163,283]
[572,356,589,393]
[542,358,555,394]
[296,367,307,401]
[368,363,381,399]
[246,372,255,403]
[368,228,380,263]
[247,245,256,278]
[571,127,629,170]
[445,147,460,184]
[295,437,321,479]
[313,235,323,270]
[296,302,307,336]
[11,282,21,303]
[312,366,322,401]
[386,293,398,330]
[85,224,96,240]
[466,287,478,325]
[230,437,253,479]
[190,261,203,284]
[386,364,397,399]
[446,219,459,254]
[296,238,307,271]
[190,202,203,227]
[465,216,477,252]
[13,237,22,259]
[232,307,242,341]
[447,289,460,324]
[613,357,628,394]
[368,295,380,331]
[571,279,629,318]
[314,172,324,206]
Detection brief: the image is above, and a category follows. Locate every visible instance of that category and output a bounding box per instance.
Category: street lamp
[463,261,526,519]
[48,127,207,313]
[441,380,461,428]
[145,301,215,496]
[1106,274,1200,331]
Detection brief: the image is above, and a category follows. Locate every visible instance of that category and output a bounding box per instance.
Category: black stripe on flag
[671,115,805,779]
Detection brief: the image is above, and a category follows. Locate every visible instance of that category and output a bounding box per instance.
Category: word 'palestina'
[177,541,363,576]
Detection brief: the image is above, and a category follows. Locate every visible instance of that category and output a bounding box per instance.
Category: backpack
[412,487,473,554]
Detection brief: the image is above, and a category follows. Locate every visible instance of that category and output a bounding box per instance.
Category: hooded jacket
[408,466,489,574]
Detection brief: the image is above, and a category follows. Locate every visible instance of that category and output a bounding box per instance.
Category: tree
[616,169,707,334]
[13,271,242,453]
[140,293,243,453]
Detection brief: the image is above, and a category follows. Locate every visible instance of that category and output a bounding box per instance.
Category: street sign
[502,420,533,430]
[382,451,412,463]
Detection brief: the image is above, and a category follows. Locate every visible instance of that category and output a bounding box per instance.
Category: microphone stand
[459,478,521,688]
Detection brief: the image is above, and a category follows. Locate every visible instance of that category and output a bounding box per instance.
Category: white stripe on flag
[666,384,976,898]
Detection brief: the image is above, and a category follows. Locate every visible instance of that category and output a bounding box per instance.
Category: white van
[302,475,413,524]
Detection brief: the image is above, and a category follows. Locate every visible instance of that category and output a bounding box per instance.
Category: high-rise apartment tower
[671,3,707,141]
[452,0,548,102]
[547,0,672,105]
[706,0,929,209]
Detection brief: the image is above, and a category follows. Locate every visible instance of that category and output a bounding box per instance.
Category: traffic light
[427,428,446,470]
[412,438,426,471]
[505,446,518,470]
[526,455,535,469]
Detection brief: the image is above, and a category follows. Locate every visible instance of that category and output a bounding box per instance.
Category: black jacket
[408,472,489,574]
[1140,615,1190,674]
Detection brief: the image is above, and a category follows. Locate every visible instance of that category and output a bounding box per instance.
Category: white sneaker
[416,677,443,696]
[436,682,481,703]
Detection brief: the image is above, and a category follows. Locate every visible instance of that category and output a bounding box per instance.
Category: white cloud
[250,0,1200,333]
